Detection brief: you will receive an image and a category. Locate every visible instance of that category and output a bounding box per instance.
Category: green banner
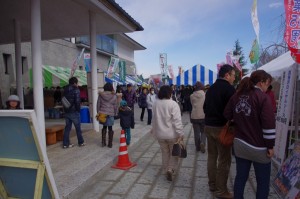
[119,61,126,83]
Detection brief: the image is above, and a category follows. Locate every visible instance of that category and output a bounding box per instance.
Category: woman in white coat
[190,81,206,153]
[151,85,184,181]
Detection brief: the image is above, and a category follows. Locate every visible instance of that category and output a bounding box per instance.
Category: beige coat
[190,90,205,119]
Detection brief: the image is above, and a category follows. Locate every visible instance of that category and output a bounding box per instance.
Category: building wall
[0,38,135,107]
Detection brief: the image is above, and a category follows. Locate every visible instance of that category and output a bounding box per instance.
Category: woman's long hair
[237,70,270,95]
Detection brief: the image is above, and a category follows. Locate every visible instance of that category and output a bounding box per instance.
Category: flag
[107,57,119,78]
[251,0,260,42]
[226,52,233,65]
[83,53,91,72]
[70,48,85,77]
[249,38,260,64]
[119,61,126,83]
[284,0,300,63]
[217,62,225,73]
[168,65,175,79]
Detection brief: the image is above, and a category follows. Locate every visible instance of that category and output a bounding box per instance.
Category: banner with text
[273,64,296,165]
[119,61,126,83]
[107,57,119,79]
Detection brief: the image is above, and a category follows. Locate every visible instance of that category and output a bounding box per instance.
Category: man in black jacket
[203,64,235,199]
[62,77,85,148]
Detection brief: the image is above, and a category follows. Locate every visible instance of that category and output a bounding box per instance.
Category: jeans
[234,156,271,199]
[204,126,232,195]
[63,112,84,146]
[192,119,206,150]
[157,138,179,173]
[124,128,131,145]
[147,109,152,124]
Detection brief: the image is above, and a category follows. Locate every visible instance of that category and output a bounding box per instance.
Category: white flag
[251,0,260,42]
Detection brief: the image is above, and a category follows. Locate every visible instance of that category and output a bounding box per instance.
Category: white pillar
[31,0,46,146]
[89,11,99,131]
[14,19,24,109]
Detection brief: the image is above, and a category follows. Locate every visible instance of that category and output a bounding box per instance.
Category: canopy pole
[31,0,46,146]
[89,11,99,132]
[14,19,24,109]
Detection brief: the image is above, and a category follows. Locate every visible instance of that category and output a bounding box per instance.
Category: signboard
[273,141,300,198]
[0,110,59,199]
[273,64,297,165]
[159,53,167,79]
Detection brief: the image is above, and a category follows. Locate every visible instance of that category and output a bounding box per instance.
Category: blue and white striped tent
[169,64,217,86]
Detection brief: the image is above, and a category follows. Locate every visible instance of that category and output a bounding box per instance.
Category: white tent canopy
[252,51,296,77]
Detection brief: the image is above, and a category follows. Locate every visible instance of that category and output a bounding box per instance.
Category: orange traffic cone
[111,130,137,170]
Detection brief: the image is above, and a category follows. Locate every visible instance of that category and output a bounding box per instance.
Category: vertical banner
[83,53,91,72]
[71,48,85,77]
[284,0,300,63]
[226,52,233,65]
[119,61,126,83]
[159,53,167,79]
[272,141,300,198]
[251,0,260,42]
[273,64,297,165]
[168,65,175,80]
[217,62,225,73]
[249,38,260,64]
[107,57,119,79]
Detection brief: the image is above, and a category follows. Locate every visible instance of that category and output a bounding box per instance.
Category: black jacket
[119,106,135,129]
[139,93,147,108]
[63,84,81,113]
[203,79,235,126]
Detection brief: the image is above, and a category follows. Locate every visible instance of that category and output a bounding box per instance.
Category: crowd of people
[3,64,278,199]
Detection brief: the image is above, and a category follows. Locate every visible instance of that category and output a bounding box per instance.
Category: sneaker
[200,143,206,153]
[79,143,86,147]
[166,169,173,181]
[63,144,74,149]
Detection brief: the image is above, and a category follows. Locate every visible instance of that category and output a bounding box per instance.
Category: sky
[115,0,285,78]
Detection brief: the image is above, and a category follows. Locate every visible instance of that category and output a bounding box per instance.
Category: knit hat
[7,95,20,102]
[120,100,127,107]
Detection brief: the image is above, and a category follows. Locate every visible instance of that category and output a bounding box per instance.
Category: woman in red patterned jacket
[224,70,275,199]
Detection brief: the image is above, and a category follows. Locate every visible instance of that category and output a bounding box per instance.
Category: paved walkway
[61,113,280,199]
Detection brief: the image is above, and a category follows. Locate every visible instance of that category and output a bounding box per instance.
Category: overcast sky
[115,0,284,78]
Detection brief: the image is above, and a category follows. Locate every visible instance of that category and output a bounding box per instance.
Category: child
[6,95,21,109]
[119,100,134,145]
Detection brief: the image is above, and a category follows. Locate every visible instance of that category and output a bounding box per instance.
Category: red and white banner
[284,0,300,63]
[217,62,225,73]
[168,65,175,79]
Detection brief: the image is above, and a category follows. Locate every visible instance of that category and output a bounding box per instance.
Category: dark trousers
[234,156,271,199]
[147,109,152,124]
[140,107,146,120]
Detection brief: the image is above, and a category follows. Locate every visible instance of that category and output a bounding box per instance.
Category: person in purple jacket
[224,70,275,199]
[123,84,136,114]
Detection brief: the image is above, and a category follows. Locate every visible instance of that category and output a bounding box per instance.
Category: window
[3,54,11,74]
[22,56,27,74]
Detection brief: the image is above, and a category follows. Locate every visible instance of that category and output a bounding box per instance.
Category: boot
[101,128,107,147]
[108,130,114,148]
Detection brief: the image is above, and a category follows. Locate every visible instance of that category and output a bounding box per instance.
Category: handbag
[219,121,235,147]
[172,139,187,158]
[95,113,107,124]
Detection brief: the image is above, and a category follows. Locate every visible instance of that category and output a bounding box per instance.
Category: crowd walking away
[150,85,184,181]
[97,82,118,148]
[224,70,276,199]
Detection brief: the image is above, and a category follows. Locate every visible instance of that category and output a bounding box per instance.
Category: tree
[232,40,248,85]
